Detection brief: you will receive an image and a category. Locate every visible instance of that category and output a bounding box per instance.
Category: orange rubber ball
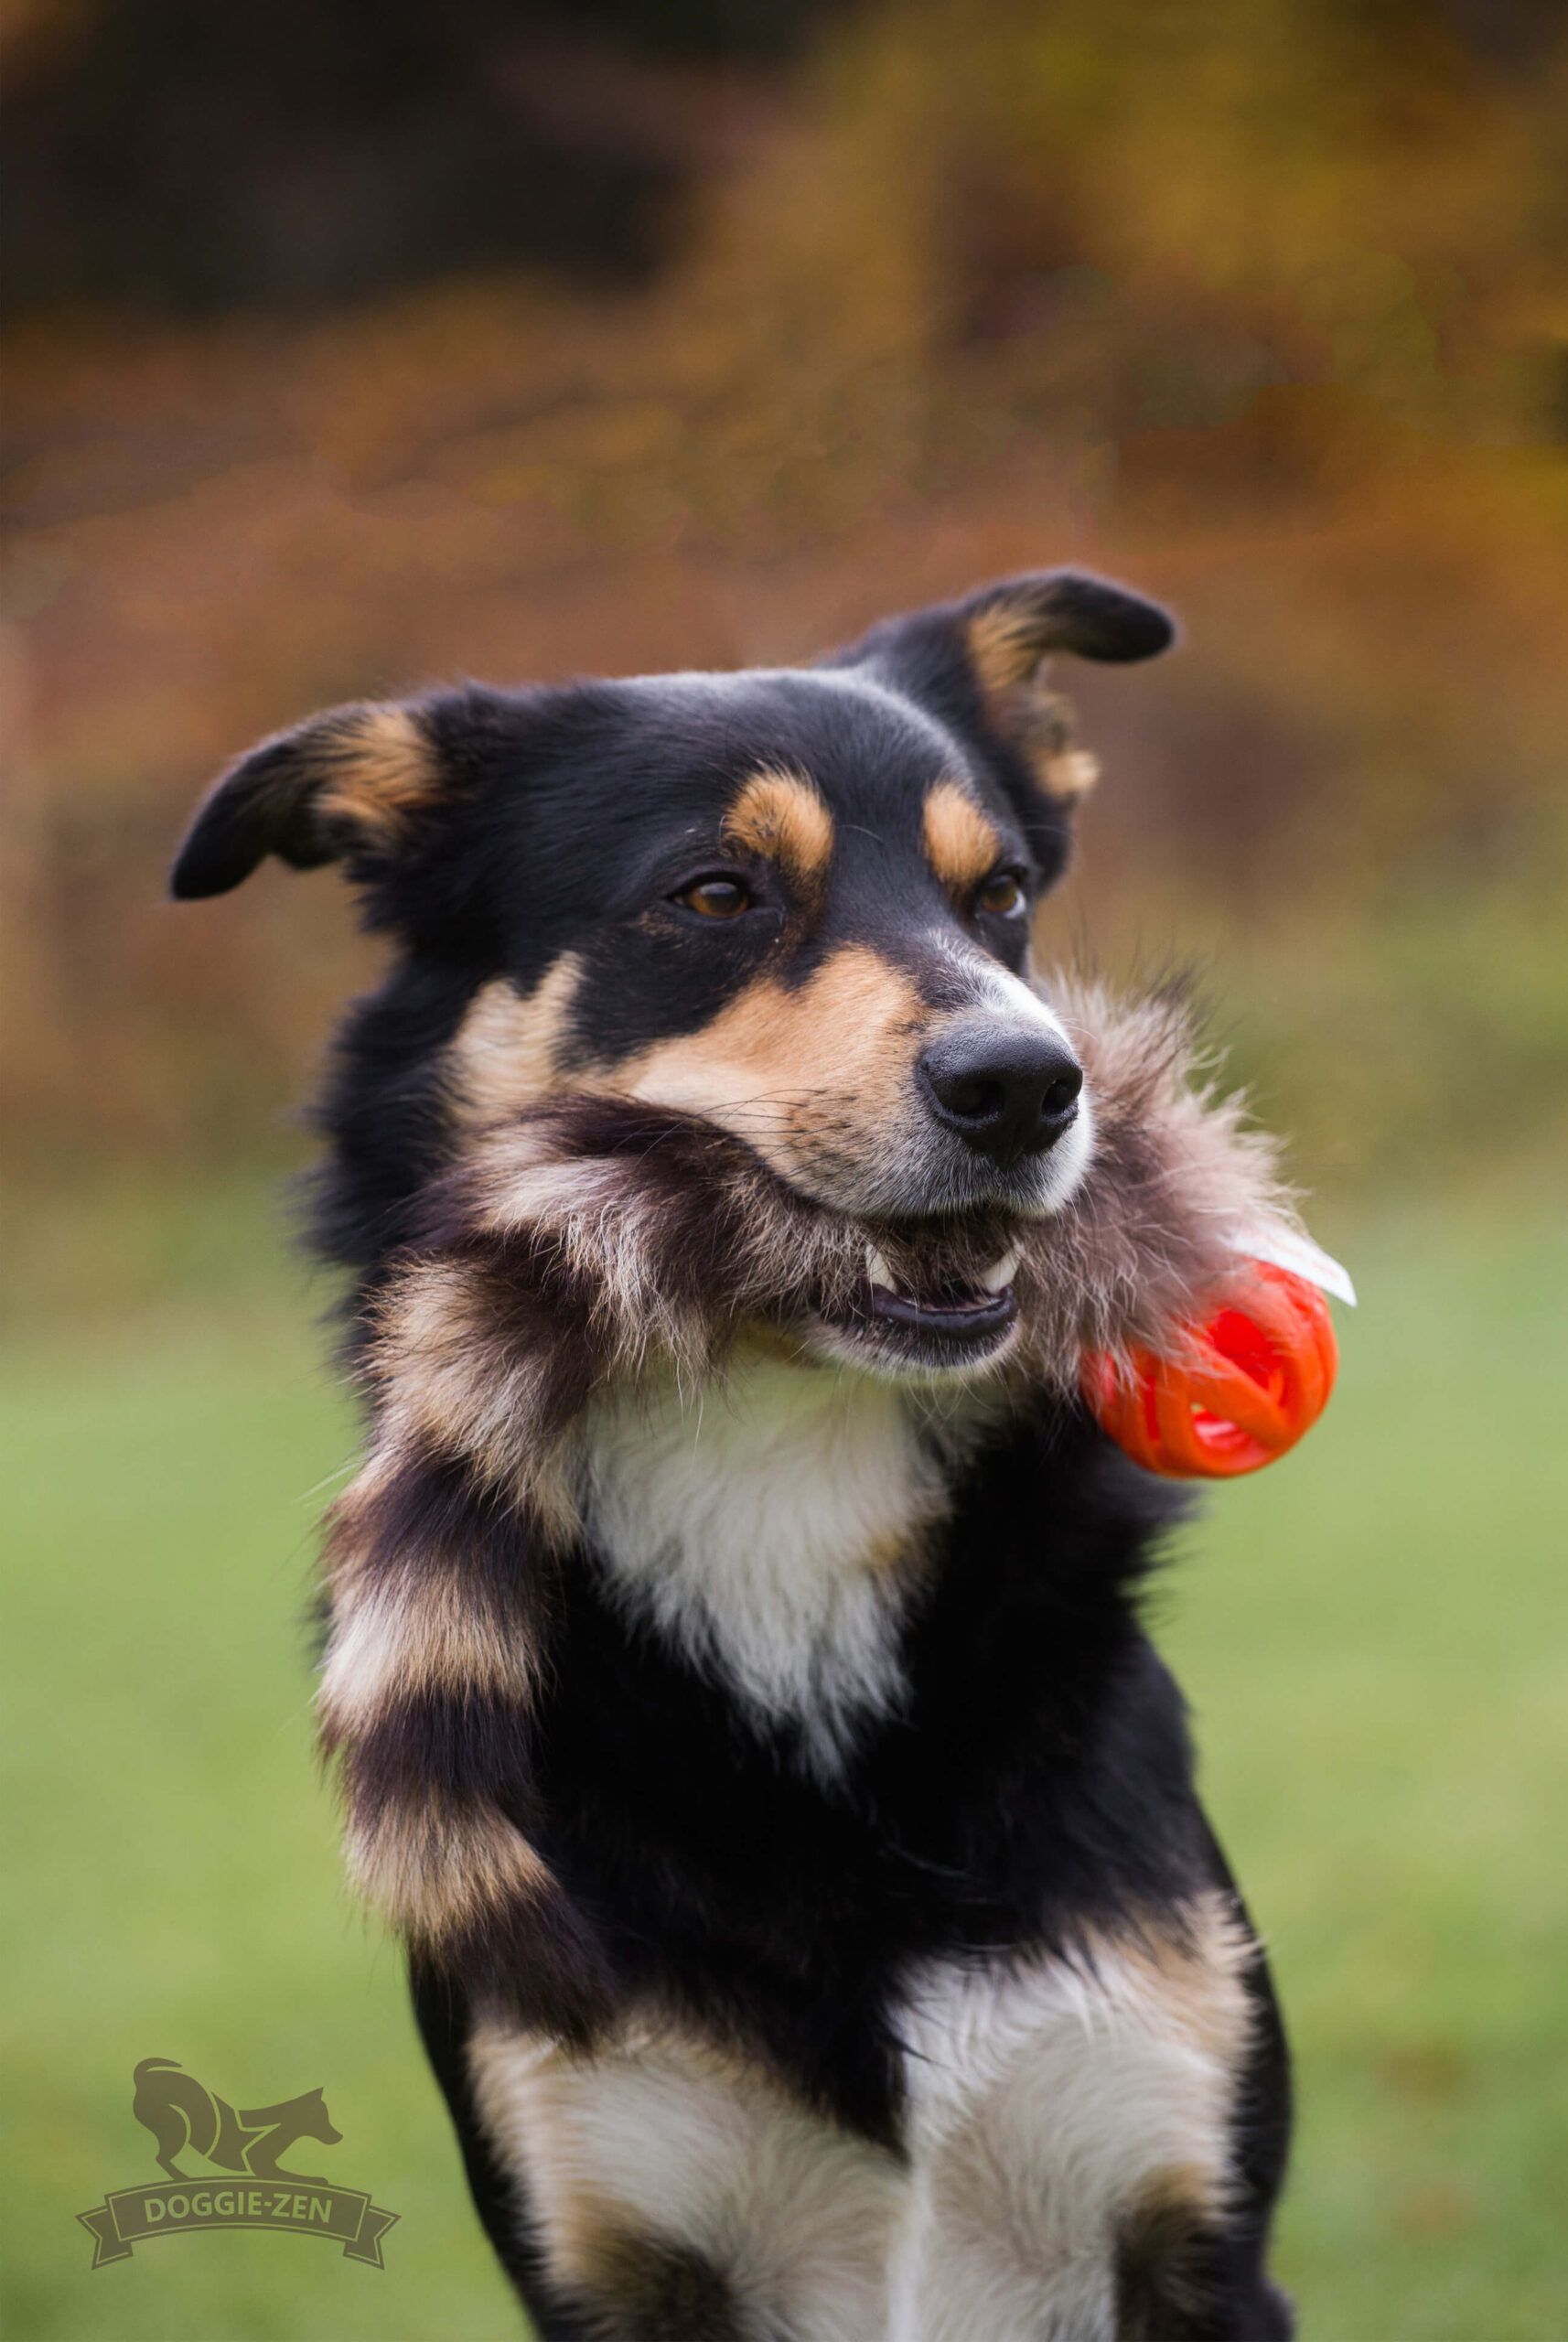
[1083,1262,1338,1479]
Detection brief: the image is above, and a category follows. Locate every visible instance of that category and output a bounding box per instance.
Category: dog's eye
[975,870,1027,919]
[675,876,754,920]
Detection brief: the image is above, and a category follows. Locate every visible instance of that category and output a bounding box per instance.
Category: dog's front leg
[887,1901,1268,2342]
[466,2016,907,2341]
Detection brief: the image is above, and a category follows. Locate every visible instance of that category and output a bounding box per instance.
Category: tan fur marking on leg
[468,2029,763,2324]
[892,1890,1257,2331]
[1133,1891,1260,2079]
[468,2016,904,2338]
[447,959,586,1129]
[316,705,438,843]
[922,779,1004,894]
[565,2225,747,2340]
[722,767,834,897]
[1114,2164,1229,2341]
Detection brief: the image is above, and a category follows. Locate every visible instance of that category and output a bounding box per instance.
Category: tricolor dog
[173,572,1298,2339]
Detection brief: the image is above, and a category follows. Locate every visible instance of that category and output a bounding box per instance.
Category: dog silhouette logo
[131,2057,344,2184]
[78,2057,396,2269]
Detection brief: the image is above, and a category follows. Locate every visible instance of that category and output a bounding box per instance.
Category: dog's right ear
[170,698,454,899]
[833,569,1176,814]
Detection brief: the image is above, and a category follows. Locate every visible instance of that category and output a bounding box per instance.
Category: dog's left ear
[170,697,456,899]
[841,568,1176,806]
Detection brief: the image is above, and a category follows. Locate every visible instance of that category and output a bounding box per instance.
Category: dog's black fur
[174,572,1296,2339]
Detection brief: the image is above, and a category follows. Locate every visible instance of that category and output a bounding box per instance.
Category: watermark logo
[77,2057,397,2269]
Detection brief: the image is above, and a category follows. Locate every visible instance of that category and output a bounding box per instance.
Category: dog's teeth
[866,1244,898,1294]
[981,1245,1023,1294]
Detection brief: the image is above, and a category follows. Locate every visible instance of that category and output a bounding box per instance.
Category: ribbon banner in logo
[78,2180,398,2268]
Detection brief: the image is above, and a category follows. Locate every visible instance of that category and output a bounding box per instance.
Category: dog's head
[173,570,1173,1375]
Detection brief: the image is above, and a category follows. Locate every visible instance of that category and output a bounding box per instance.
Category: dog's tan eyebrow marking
[722,768,834,892]
[922,779,1005,892]
[315,705,440,843]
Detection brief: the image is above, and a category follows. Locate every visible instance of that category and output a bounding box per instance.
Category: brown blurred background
[5,0,1567,1320]
[5,13,1568,2340]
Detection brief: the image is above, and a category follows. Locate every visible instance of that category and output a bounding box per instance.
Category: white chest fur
[575,1354,954,1775]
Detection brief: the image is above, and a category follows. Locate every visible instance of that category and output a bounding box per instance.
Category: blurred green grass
[3,1209,1564,2341]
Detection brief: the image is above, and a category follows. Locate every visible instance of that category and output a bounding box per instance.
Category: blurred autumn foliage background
[5,16,1568,2340]
[4,0,1567,1316]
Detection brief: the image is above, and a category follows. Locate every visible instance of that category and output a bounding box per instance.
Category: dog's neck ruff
[575,1352,968,1779]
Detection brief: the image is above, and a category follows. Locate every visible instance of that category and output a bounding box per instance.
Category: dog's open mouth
[805,1233,1024,1370]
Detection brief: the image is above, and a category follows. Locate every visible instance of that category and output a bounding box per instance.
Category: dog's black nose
[918,1025,1084,1166]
